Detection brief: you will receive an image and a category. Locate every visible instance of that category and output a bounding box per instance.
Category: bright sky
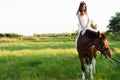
[0,0,120,36]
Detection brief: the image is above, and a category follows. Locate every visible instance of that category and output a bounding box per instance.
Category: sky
[0,0,120,36]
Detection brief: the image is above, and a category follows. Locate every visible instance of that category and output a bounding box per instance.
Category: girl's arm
[77,12,85,29]
[85,14,90,28]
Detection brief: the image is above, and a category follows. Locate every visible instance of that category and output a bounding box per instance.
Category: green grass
[0,37,120,80]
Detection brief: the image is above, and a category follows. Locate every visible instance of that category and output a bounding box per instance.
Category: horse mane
[84,29,100,39]
[84,32,106,50]
[86,33,107,49]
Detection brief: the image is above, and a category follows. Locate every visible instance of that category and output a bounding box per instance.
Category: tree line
[0,33,23,38]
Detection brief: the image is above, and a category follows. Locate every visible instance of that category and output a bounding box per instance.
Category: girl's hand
[85,25,88,28]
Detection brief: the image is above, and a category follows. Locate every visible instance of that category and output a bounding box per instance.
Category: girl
[76,1,97,35]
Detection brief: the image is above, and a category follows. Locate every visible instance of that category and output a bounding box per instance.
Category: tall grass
[0,37,120,80]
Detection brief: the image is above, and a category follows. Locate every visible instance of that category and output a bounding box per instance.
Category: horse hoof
[90,76,94,80]
[82,77,85,80]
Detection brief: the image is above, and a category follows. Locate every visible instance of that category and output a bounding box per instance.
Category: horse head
[94,33,112,58]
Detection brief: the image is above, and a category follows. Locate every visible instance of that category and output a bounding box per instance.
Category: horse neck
[93,38,101,49]
[85,38,97,49]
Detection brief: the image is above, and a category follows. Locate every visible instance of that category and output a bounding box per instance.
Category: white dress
[77,14,97,35]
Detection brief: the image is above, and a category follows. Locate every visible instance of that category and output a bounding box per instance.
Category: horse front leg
[90,57,93,79]
[92,46,97,73]
[92,57,96,73]
[79,56,85,80]
[85,57,90,73]
[90,64,93,79]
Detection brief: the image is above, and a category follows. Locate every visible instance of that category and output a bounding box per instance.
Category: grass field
[0,37,120,80]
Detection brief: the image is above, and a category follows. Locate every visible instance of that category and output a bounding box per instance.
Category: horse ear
[101,34,106,38]
[104,31,107,35]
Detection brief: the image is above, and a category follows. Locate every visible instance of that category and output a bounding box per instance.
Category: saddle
[81,29,100,39]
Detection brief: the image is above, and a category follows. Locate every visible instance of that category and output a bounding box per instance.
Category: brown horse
[76,29,112,80]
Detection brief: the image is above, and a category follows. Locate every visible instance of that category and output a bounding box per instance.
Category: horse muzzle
[105,49,112,58]
[101,48,112,58]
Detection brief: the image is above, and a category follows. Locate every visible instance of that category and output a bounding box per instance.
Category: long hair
[76,1,87,15]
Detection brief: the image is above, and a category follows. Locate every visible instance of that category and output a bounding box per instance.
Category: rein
[100,53,120,64]
[107,58,114,64]
[111,57,120,63]
[106,57,120,64]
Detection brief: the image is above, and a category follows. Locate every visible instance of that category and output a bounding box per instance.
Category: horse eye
[100,42,104,47]
[100,41,104,44]
[102,42,104,45]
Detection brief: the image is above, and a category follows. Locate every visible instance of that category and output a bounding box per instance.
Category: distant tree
[4,33,23,38]
[90,20,97,29]
[0,33,5,37]
[107,12,120,32]
[74,29,79,36]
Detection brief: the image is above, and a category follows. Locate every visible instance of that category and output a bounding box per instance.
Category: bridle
[95,39,110,57]
[95,37,120,64]
[92,35,120,64]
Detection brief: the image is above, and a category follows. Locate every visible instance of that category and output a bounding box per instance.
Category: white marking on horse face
[104,39,109,48]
